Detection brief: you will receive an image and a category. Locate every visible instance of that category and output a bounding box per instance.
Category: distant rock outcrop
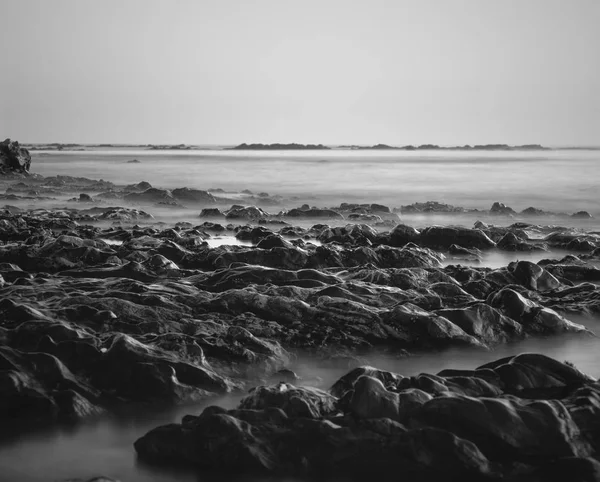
[0,139,31,174]
[230,143,330,150]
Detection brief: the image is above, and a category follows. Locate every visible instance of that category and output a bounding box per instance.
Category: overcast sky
[1,0,598,145]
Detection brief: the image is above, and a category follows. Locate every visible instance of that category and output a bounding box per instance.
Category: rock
[399,201,466,214]
[256,234,293,249]
[507,260,562,291]
[79,193,93,203]
[171,188,216,204]
[436,303,523,345]
[347,213,383,223]
[135,354,600,480]
[388,224,421,247]
[0,139,31,174]
[225,205,269,220]
[199,208,223,217]
[124,188,176,204]
[413,394,590,463]
[286,208,344,219]
[490,202,516,215]
[370,203,391,213]
[572,211,593,219]
[487,288,588,335]
[349,375,432,422]
[317,224,378,245]
[419,226,496,250]
[521,206,547,216]
[239,382,336,418]
[125,181,152,191]
[497,232,545,252]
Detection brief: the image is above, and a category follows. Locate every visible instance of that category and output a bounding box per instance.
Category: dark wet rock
[487,288,588,335]
[399,201,466,214]
[235,225,273,243]
[124,188,176,204]
[0,138,31,174]
[387,224,420,247]
[346,213,383,223]
[3,205,600,434]
[256,234,293,249]
[199,208,223,217]
[497,232,545,252]
[348,375,432,422]
[135,354,600,480]
[436,304,523,344]
[572,211,593,219]
[286,208,344,219]
[521,206,548,216]
[420,226,496,250]
[507,260,562,291]
[317,224,378,246]
[448,244,482,257]
[239,383,336,418]
[93,207,154,221]
[225,205,269,220]
[171,187,216,204]
[413,393,589,463]
[490,202,516,215]
[370,203,391,214]
[544,263,600,283]
[124,181,152,191]
[567,238,597,252]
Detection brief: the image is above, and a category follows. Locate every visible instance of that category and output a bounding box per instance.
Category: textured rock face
[134,354,600,480]
[0,139,31,174]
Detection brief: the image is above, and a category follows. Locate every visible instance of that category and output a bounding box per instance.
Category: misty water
[2,148,600,481]
[31,148,600,216]
[2,315,600,482]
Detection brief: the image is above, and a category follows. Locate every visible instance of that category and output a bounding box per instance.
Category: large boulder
[171,188,216,204]
[0,139,31,174]
[419,226,496,250]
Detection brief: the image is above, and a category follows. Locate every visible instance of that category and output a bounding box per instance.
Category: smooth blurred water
[31,149,600,215]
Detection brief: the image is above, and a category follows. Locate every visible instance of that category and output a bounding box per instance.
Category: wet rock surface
[0,139,32,174]
[1,172,600,479]
[134,353,600,481]
[1,202,599,428]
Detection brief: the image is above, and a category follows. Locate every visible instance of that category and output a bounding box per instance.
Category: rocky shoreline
[2,147,600,480]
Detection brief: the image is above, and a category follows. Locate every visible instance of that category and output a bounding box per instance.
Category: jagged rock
[286,208,344,219]
[572,211,593,219]
[388,224,421,247]
[199,208,223,217]
[419,226,496,250]
[134,354,599,480]
[124,188,176,204]
[490,202,516,215]
[0,139,31,173]
[225,205,269,220]
[171,188,216,204]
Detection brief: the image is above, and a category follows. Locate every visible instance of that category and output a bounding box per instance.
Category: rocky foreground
[135,353,600,481]
[1,153,600,480]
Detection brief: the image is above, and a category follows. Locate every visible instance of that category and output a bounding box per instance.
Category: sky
[0,0,598,146]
